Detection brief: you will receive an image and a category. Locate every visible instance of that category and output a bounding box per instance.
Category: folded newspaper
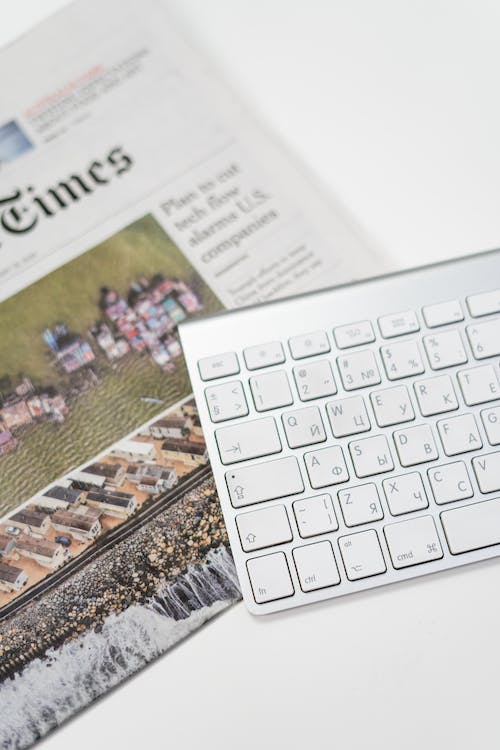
[0,1,385,746]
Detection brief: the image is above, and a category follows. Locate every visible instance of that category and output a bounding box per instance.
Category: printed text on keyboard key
[216,418,281,464]
[180,248,500,614]
[384,516,443,568]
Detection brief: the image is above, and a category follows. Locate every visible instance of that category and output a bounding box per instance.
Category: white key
[428,461,473,505]
[205,381,248,422]
[467,320,500,359]
[457,365,500,406]
[293,494,338,538]
[337,349,381,391]
[414,375,458,416]
[381,340,424,380]
[441,498,500,554]
[379,310,419,338]
[198,351,239,381]
[247,552,294,603]
[282,406,326,448]
[243,341,285,370]
[472,452,500,493]
[250,370,293,411]
[339,530,386,581]
[226,456,304,508]
[326,396,371,438]
[467,289,500,318]
[437,414,482,456]
[333,320,375,349]
[384,516,443,568]
[338,483,384,527]
[236,505,292,552]
[481,407,500,446]
[304,446,349,488]
[349,435,394,478]
[293,541,341,592]
[216,417,281,465]
[423,300,464,328]
[382,472,428,516]
[393,424,438,466]
[371,386,415,427]
[293,360,337,401]
[423,331,467,370]
[289,330,330,359]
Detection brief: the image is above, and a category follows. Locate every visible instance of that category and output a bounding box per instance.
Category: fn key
[247,552,294,604]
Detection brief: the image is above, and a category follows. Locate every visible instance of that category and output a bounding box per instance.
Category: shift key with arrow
[236,504,293,552]
[205,380,249,422]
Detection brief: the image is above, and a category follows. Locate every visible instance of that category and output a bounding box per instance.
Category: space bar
[441,498,500,554]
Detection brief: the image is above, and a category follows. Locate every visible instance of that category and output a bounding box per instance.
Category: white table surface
[4,2,500,749]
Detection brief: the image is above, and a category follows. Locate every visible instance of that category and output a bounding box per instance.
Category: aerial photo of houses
[0,215,240,750]
[0,213,222,513]
[0,396,240,749]
[0,399,209,609]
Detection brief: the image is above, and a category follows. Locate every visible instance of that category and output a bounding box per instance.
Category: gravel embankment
[0,477,230,681]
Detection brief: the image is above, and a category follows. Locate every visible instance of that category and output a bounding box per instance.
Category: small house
[0,429,17,455]
[161,438,207,467]
[38,484,84,511]
[137,466,177,494]
[51,509,101,542]
[16,537,67,570]
[149,415,191,441]
[0,561,28,592]
[0,399,33,430]
[86,488,138,519]
[78,461,126,487]
[111,439,155,463]
[8,508,50,535]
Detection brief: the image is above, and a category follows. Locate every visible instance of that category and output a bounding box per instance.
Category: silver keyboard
[180,250,500,615]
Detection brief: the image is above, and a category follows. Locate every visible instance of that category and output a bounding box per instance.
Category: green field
[0,215,221,388]
[0,215,223,514]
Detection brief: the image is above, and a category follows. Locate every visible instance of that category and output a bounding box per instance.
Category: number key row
[199,303,500,382]
[206,362,500,429]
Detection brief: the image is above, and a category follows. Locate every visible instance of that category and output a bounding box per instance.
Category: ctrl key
[293,541,340,592]
[247,552,294,604]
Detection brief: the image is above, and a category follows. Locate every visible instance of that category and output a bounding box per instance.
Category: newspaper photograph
[0,0,384,747]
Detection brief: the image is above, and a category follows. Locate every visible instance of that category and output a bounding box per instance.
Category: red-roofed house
[0,429,17,455]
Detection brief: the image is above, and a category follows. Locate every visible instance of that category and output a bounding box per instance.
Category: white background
[3,2,500,749]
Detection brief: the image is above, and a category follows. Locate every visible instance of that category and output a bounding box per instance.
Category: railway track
[0,464,214,623]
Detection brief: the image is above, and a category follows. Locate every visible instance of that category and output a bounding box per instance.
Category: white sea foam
[0,547,240,750]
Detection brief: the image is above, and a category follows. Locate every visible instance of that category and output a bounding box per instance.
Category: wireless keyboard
[180,250,500,614]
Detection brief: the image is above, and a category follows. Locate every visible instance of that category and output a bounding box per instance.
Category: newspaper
[0,0,386,746]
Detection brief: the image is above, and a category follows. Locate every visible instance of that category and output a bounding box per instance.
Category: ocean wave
[0,547,240,750]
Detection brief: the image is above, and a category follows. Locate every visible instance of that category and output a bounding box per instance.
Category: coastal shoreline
[0,476,240,682]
